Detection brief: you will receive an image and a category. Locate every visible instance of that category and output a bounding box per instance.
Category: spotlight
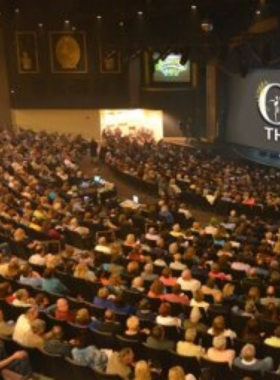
[201,19,213,32]
[137,11,143,16]
[38,23,43,28]
[97,15,102,20]
[64,20,70,24]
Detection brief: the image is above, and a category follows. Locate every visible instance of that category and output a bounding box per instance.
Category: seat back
[200,357,232,380]
[263,371,280,380]
[64,356,95,380]
[167,350,201,379]
[141,343,169,374]
[115,335,141,358]
[90,329,116,349]
[92,368,122,380]
[232,363,263,380]
[262,344,280,370]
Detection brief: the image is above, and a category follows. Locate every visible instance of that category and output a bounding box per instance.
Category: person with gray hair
[177,269,201,293]
[233,343,273,374]
[23,318,46,349]
[141,263,158,282]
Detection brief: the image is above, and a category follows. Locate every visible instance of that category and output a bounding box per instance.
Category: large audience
[0,129,279,380]
[104,128,280,215]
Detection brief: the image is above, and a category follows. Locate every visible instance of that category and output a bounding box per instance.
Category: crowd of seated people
[0,128,280,379]
[104,129,280,216]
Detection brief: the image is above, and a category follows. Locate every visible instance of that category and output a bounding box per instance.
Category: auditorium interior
[1,0,280,379]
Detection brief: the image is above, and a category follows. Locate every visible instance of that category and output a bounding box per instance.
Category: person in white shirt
[13,308,39,346]
[204,218,219,236]
[190,290,210,311]
[94,237,112,255]
[169,254,187,272]
[156,303,181,327]
[145,227,160,242]
[207,316,236,340]
[68,217,89,236]
[177,269,201,293]
[178,204,193,220]
[29,247,46,266]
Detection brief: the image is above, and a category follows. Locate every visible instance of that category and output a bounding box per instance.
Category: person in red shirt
[46,298,73,322]
[208,263,232,281]
[162,284,189,304]
[160,268,177,287]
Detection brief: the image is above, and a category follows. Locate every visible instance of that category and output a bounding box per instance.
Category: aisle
[80,154,216,225]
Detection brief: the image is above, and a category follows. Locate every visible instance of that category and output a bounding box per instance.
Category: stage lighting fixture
[201,19,213,33]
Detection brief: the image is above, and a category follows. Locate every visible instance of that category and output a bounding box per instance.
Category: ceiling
[1,0,279,51]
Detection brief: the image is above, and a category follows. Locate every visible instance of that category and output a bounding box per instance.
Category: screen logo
[257,81,280,142]
[258,83,280,126]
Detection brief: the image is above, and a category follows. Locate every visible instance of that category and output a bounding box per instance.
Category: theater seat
[167,350,201,379]
[64,357,96,380]
[141,342,169,374]
[115,335,141,358]
[231,363,262,380]
[92,368,122,380]
[90,329,116,349]
[263,371,280,380]
[200,357,232,380]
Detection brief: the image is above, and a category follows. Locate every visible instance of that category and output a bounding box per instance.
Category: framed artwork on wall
[15,32,39,73]
[99,47,121,74]
[49,31,88,73]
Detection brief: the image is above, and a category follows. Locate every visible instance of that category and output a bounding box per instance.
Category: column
[0,27,12,129]
[206,61,218,141]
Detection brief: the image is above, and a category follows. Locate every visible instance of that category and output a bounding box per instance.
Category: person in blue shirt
[111,294,134,315]
[71,334,108,372]
[93,287,114,309]
[41,268,68,295]
[18,264,42,288]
